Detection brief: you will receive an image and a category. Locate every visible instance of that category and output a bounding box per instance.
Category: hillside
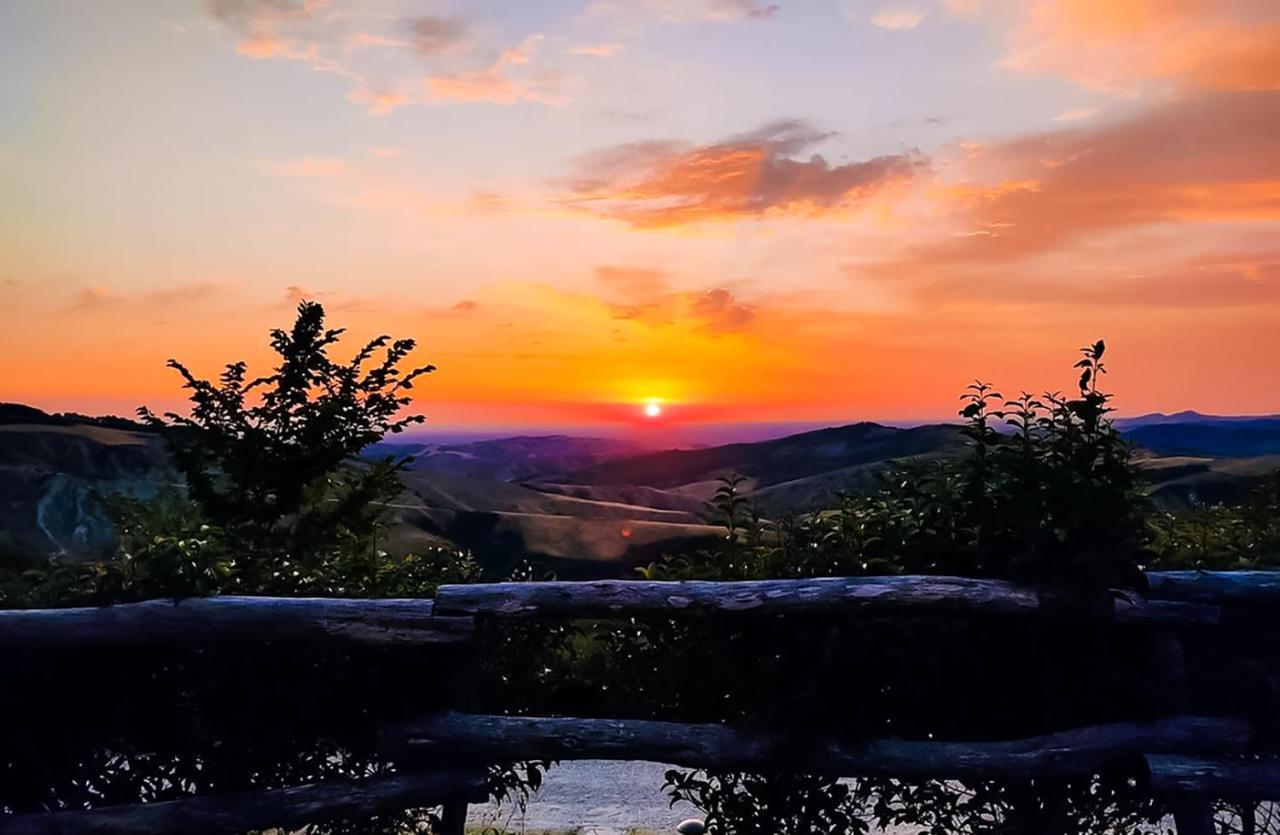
[4,404,1279,572]
[0,423,171,560]
[1135,453,1280,508]
[365,435,646,482]
[558,422,969,490]
[1122,420,1280,457]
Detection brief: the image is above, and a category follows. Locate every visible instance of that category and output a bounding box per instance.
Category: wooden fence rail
[1146,755,1280,801]
[0,770,488,835]
[4,571,1280,834]
[431,575,1221,624]
[8,571,1277,650]
[387,712,1252,781]
[1146,571,1280,606]
[0,596,469,649]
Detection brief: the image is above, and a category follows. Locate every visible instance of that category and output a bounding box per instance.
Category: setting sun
[644,402,662,419]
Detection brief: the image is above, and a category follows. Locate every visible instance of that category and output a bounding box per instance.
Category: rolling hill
[550,422,970,511]
[1122,420,1280,457]
[365,435,647,482]
[0,422,171,560]
[4,402,1279,573]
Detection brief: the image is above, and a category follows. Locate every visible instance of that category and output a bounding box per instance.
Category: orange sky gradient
[1,1,1278,434]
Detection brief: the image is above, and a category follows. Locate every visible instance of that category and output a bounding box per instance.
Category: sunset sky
[2,0,1278,435]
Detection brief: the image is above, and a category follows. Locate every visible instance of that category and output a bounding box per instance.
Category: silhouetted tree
[139,300,434,567]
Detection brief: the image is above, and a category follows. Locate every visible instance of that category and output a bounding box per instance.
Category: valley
[3,404,1279,575]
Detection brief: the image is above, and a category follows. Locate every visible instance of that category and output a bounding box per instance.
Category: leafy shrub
[0,302,490,835]
[643,340,1146,589]
[632,342,1169,833]
[138,299,433,566]
[1147,468,1280,569]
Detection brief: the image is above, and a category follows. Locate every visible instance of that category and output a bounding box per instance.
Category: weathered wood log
[1146,755,1280,801]
[0,769,489,835]
[1146,572,1280,606]
[433,577,1219,625]
[388,713,1250,780]
[0,597,472,650]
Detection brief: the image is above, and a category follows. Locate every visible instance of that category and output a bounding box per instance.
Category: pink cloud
[996,0,1280,92]
[570,42,625,58]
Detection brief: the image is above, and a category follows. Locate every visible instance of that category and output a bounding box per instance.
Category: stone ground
[466,760,696,835]
[463,761,937,835]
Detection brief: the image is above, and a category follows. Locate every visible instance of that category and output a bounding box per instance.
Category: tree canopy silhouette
[139,300,434,564]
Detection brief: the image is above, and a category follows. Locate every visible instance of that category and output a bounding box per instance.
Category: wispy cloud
[585,0,779,24]
[1052,106,1099,122]
[993,0,1280,93]
[570,42,625,58]
[207,3,569,112]
[426,35,568,106]
[897,91,1280,265]
[405,15,471,55]
[346,87,413,115]
[70,286,122,311]
[868,6,926,30]
[564,120,924,227]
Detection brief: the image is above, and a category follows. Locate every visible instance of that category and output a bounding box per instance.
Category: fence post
[439,799,467,835]
[1171,799,1216,835]
[1151,631,1217,835]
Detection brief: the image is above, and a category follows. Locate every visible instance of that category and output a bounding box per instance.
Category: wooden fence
[2,570,1278,835]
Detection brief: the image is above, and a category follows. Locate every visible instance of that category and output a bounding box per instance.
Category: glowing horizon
[2,1,1279,429]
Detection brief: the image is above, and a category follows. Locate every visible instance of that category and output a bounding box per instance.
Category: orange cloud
[565,121,924,227]
[347,87,413,115]
[869,7,927,30]
[235,32,283,58]
[889,250,1280,310]
[209,4,574,114]
[593,275,757,335]
[689,288,756,332]
[209,0,338,65]
[918,91,1280,263]
[594,266,671,302]
[570,42,625,58]
[999,0,1280,92]
[426,35,568,106]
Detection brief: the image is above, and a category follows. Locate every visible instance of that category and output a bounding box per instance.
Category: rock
[676,819,707,834]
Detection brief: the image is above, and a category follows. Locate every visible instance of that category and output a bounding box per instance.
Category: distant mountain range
[2,402,1278,573]
[1113,411,1280,457]
[1114,410,1280,428]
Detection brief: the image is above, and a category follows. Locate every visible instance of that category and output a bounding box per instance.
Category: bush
[0,301,488,835]
[643,340,1146,589]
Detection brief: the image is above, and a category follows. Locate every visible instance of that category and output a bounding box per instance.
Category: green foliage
[1147,468,1280,569]
[630,342,1167,833]
[1,302,485,607]
[0,302,497,835]
[8,320,1279,835]
[643,340,1146,589]
[665,769,868,835]
[138,300,434,563]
